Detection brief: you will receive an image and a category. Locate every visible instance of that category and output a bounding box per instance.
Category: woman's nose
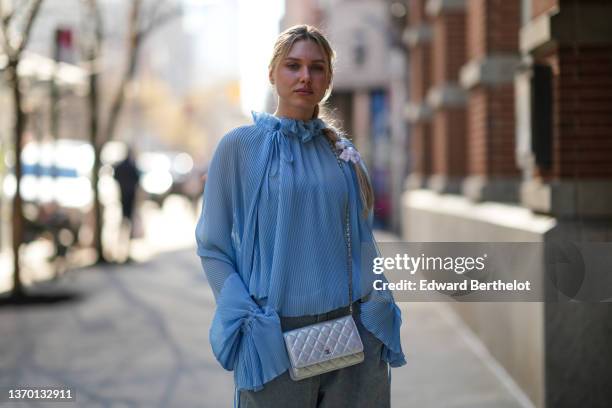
[299,67,311,82]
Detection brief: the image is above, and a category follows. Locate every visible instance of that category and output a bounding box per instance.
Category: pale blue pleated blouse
[195,111,406,391]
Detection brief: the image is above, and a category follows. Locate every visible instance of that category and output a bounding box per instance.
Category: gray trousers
[238,302,390,408]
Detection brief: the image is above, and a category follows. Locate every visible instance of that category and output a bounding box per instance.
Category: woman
[195,25,405,407]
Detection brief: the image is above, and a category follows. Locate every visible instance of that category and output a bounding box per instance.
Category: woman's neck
[274,106,315,121]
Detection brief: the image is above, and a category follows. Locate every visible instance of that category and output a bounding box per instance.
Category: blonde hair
[269,25,374,218]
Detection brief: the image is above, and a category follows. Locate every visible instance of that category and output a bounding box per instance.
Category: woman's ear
[269,70,275,85]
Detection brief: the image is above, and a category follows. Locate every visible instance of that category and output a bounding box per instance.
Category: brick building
[403,0,612,407]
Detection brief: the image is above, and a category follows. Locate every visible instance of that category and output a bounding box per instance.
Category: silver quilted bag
[283,314,364,380]
[282,137,364,381]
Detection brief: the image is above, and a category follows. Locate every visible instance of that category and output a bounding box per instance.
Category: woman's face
[270,40,331,120]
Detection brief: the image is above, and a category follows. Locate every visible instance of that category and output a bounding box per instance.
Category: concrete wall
[403,189,612,407]
[402,189,556,407]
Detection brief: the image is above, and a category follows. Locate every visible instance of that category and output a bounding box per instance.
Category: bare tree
[79,0,180,263]
[0,0,44,298]
[79,0,106,262]
[104,0,181,144]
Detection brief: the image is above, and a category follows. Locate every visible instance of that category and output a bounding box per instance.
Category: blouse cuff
[210,274,289,391]
[359,290,407,367]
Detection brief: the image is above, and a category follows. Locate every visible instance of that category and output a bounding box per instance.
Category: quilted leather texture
[288,351,365,381]
[283,315,364,380]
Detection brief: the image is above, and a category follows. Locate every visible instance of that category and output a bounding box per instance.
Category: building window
[530,64,553,170]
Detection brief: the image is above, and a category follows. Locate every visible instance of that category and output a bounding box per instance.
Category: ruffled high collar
[252,111,327,143]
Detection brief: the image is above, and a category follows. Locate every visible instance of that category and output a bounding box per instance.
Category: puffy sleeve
[342,138,407,367]
[195,131,289,391]
[360,289,407,367]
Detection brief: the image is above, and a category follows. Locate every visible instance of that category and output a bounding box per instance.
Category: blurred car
[119,148,203,207]
[4,139,95,209]
[2,139,94,252]
[101,142,203,205]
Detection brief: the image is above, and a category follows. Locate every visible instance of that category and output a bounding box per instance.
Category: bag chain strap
[326,137,354,315]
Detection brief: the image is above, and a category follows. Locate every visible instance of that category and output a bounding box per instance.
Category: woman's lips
[294,89,313,95]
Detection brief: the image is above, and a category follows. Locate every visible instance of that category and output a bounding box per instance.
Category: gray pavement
[0,246,532,408]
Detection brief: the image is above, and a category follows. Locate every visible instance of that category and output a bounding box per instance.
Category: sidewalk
[377,230,533,408]
[1,200,533,407]
[0,248,532,407]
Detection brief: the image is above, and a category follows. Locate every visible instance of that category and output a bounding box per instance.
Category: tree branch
[102,0,180,143]
[79,0,104,60]
[140,0,163,32]
[15,0,44,57]
[0,4,14,58]
[138,5,181,41]
[1,8,15,27]
[92,0,103,47]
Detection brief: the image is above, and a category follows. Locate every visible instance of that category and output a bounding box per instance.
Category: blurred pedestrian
[113,147,141,262]
[195,25,405,407]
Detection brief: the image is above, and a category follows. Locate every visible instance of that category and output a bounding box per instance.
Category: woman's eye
[287,64,299,70]
[311,65,324,71]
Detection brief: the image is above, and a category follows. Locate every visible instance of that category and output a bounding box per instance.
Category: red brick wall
[467,86,520,177]
[552,46,612,178]
[489,85,519,175]
[432,109,467,176]
[467,0,520,60]
[407,0,435,180]
[432,12,467,86]
[429,8,468,180]
[465,0,520,180]
[467,88,488,175]
[409,0,428,26]
[432,18,445,87]
[467,0,487,60]
[411,122,433,175]
[410,45,432,102]
[531,1,612,180]
[488,0,520,53]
